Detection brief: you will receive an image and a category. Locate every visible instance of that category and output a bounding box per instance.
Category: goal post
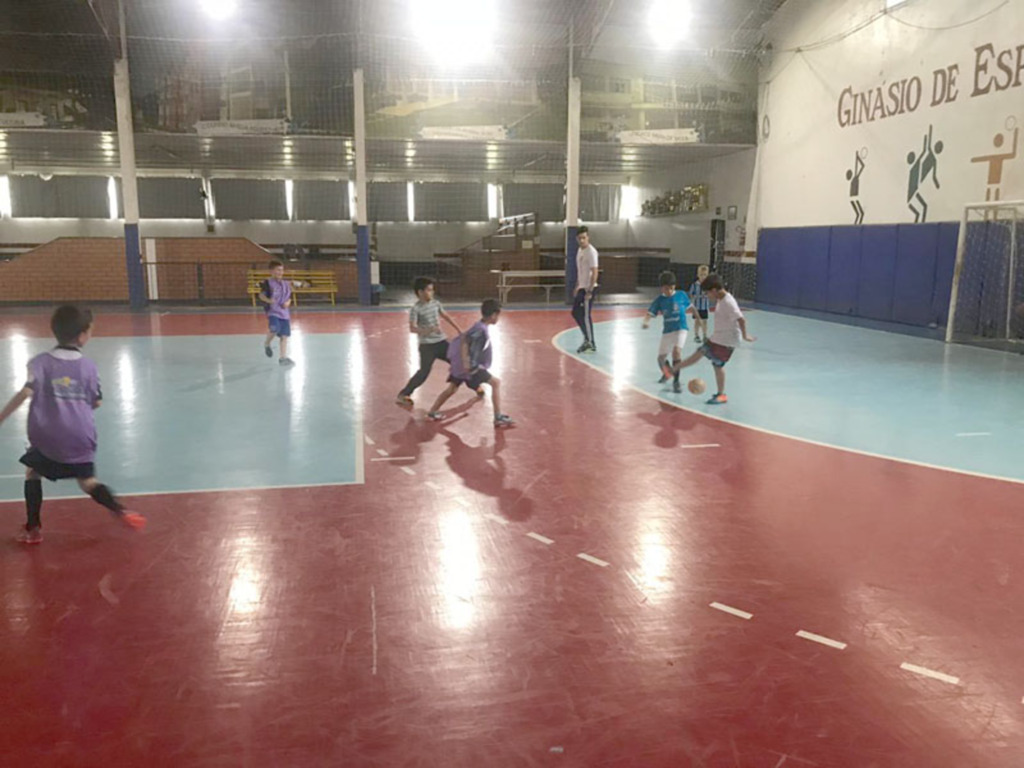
[945,201,1024,348]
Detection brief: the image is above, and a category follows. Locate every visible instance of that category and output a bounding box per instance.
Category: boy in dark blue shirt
[643,271,694,393]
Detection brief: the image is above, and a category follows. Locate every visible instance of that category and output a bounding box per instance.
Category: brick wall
[0,237,359,304]
[0,238,128,303]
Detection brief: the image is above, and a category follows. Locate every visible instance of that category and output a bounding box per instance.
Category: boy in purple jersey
[0,306,145,544]
[427,299,514,428]
[259,259,295,366]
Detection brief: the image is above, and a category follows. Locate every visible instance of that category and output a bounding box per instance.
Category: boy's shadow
[636,402,700,449]
[437,424,534,523]
[388,396,480,458]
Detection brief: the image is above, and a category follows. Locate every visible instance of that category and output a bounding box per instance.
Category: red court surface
[3,308,1024,767]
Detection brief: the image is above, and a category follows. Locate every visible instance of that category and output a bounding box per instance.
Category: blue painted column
[565,225,579,304]
[356,225,371,305]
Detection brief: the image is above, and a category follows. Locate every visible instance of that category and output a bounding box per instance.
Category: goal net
[946,201,1024,349]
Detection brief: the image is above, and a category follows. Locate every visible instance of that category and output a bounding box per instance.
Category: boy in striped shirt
[396,277,464,407]
[688,264,711,343]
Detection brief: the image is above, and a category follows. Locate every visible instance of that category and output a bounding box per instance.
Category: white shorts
[658,330,688,356]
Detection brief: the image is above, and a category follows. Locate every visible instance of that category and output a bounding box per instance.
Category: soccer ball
[688,378,706,395]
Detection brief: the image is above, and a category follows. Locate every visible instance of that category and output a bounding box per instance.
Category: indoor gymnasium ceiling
[0,130,753,181]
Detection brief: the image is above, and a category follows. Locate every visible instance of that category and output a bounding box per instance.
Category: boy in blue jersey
[643,271,694,393]
[688,264,710,343]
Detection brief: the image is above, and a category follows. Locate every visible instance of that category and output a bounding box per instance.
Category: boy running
[688,264,711,343]
[259,259,295,366]
[673,275,755,405]
[427,299,513,428]
[397,277,463,407]
[643,270,694,393]
[0,306,145,544]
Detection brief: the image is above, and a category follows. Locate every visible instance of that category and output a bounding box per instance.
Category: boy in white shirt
[571,227,600,353]
[672,274,755,405]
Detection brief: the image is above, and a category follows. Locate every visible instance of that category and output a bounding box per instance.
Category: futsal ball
[688,378,706,395]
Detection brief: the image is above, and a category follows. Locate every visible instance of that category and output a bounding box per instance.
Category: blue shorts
[268,316,291,338]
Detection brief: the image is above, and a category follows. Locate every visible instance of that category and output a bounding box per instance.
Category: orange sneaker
[118,512,146,530]
[706,394,728,405]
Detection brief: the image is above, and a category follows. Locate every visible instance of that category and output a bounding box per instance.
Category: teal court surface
[555,309,1024,484]
[0,332,363,501]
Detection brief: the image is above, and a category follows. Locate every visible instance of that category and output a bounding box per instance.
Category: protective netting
[948,204,1024,350]
[0,0,768,305]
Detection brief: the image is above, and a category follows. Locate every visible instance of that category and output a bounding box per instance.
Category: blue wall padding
[796,228,831,312]
[756,222,960,328]
[856,225,898,321]
[826,227,862,315]
[932,223,959,326]
[892,225,939,326]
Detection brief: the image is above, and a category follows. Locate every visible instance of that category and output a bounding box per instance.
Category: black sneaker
[576,342,590,354]
[658,375,669,384]
[264,345,273,358]
[672,380,682,394]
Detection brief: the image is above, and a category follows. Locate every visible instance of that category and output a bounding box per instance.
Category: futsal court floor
[2,305,1024,767]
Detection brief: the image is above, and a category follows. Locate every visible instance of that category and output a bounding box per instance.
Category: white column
[353,69,369,227]
[354,68,371,304]
[114,59,140,229]
[566,77,581,227]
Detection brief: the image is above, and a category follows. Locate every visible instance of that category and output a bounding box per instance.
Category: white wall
[751,0,1024,231]
[628,148,756,262]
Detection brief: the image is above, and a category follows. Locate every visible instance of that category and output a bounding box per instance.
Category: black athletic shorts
[20,448,95,481]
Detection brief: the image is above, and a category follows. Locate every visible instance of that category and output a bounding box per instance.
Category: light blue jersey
[647,291,692,334]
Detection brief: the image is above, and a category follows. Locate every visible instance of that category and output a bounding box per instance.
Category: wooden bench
[247,270,338,307]
[492,269,566,304]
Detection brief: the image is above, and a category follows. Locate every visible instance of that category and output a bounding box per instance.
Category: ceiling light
[200,0,238,21]
[648,0,690,50]
[410,0,497,66]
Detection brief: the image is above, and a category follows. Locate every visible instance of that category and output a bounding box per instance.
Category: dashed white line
[709,602,753,620]
[370,456,416,462]
[955,432,991,437]
[577,553,610,568]
[400,466,416,476]
[679,443,721,450]
[900,662,959,685]
[524,339,543,343]
[483,513,510,526]
[425,480,441,490]
[526,532,554,545]
[364,435,375,446]
[370,586,378,676]
[376,449,389,457]
[795,630,847,650]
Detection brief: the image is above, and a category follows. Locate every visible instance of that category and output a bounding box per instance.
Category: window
[609,78,630,94]
[581,75,606,93]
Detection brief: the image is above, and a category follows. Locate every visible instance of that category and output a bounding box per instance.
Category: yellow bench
[247,270,338,307]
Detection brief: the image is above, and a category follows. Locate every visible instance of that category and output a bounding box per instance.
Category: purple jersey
[261,278,292,320]
[448,321,492,379]
[25,348,101,464]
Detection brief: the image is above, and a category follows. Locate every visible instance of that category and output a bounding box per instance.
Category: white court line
[370,586,378,676]
[524,339,543,343]
[679,444,721,450]
[399,466,416,476]
[0,478,365,505]
[424,480,441,491]
[955,432,991,437]
[364,434,375,446]
[900,662,959,685]
[0,474,26,479]
[550,327,1024,487]
[526,532,554,545]
[577,553,610,567]
[483,513,510,526]
[709,602,753,620]
[796,630,847,650]
[375,449,389,457]
[369,457,416,462]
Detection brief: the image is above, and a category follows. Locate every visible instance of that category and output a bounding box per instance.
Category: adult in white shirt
[571,227,600,353]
